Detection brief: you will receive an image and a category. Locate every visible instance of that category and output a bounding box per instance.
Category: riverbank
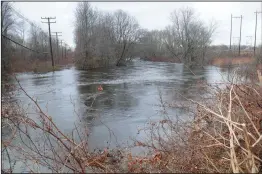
[8,57,75,73]
[141,56,256,68]
[211,56,255,66]
[141,56,181,63]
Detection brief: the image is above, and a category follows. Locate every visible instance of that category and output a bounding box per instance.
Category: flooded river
[13,59,230,152]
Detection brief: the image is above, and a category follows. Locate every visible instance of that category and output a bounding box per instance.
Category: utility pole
[260,2,262,57]
[254,10,262,56]
[261,2,262,56]
[51,32,62,60]
[60,40,63,59]
[239,15,243,56]
[64,43,67,59]
[232,15,243,56]
[230,14,233,50]
[41,17,56,70]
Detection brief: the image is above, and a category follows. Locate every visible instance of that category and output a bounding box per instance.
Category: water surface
[14,60,230,151]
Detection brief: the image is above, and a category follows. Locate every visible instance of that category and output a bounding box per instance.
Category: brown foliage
[9,56,74,73]
[143,56,181,63]
[212,57,255,66]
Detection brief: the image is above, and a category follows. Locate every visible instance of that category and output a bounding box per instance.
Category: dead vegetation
[128,82,262,173]
[8,56,74,73]
[192,84,262,173]
[211,57,255,66]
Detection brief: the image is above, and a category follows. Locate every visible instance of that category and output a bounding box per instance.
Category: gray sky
[13,2,262,49]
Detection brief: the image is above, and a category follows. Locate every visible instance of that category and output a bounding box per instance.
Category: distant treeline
[74,2,217,69]
[5,2,256,72]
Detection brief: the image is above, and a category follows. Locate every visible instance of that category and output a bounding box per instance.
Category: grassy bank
[142,57,181,63]
[211,57,255,66]
[7,57,75,73]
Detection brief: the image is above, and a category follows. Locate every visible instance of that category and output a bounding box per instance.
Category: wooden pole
[254,11,258,56]
[230,14,233,50]
[239,15,242,56]
[41,17,56,70]
[51,32,62,60]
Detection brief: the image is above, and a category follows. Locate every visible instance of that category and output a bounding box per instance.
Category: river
[11,59,232,152]
[2,59,239,172]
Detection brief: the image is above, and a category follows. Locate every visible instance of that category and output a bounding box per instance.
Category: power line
[2,34,47,54]
[230,15,243,55]
[41,17,56,69]
[10,4,71,57]
[9,4,47,34]
[51,32,62,59]
[4,5,73,63]
[232,15,243,56]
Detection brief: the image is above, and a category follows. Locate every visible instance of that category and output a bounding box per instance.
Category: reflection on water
[14,60,231,151]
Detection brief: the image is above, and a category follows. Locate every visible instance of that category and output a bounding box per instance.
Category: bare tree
[112,10,140,66]
[74,3,141,69]
[137,29,169,59]
[15,20,27,60]
[1,2,15,71]
[166,7,216,66]
[74,2,101,69]
[1,2,15,35]
[136,7,215,65]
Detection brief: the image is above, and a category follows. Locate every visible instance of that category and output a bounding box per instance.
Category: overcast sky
[13,2,262,49]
